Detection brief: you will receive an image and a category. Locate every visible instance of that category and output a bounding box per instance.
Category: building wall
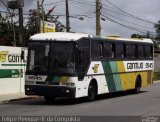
[0,46,27,95]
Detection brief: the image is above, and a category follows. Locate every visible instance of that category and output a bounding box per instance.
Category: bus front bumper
[25,85,76,98]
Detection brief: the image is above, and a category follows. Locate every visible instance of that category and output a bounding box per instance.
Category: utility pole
[66,0,70,32]
[17,0,24,47]
[96,0,101,35]
[19,6,24,46]
[41,5,45,33]
[37,0,41,33]
[41,0,45,33]
[7,0,24,47]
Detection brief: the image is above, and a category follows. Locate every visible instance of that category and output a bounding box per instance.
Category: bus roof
[109,37,153,43]
[95,36,153,44]
[29,32,93,41]
[30,32,153,44]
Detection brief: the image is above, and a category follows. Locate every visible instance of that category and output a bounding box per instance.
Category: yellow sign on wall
[41,21,56,33]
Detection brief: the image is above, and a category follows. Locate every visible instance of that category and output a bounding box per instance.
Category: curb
[0,96,37,104]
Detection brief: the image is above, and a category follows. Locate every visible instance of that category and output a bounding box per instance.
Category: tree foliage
[154,20,160,50]
[155,20,160,39]
[0,11,64,47]
[131,21,160,49]
[131,31,151,39]
[24,16,38,46]
[0,13,19,46]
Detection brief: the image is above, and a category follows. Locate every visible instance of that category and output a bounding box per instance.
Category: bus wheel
[133,77,141,94]
[44,96,55,103]
[87,82,97,102]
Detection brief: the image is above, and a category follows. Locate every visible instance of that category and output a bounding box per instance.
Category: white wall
[0,77,24,94]
[0,46,27,95]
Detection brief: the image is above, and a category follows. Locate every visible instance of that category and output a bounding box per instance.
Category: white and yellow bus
[25,32,154,102]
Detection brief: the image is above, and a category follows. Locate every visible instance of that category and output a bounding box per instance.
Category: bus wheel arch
[87,79,98,102]
[134,75,142,94]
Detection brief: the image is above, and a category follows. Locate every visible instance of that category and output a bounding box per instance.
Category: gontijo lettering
[0,51,26,63]
[127,62,143,69]
[8,55,22,63]
[127,62,153,70]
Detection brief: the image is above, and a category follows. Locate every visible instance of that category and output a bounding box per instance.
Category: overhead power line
[43,0,95,7]
[101,14,156,35]
[69,0,95,6]
[102,0,156,24]
[101,10,155,30]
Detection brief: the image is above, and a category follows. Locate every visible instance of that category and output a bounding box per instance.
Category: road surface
[0,82,160,116]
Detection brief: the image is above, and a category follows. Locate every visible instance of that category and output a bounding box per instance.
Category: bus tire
[133,76,141,94]
[44,96,55,103]
[87,81,97,102]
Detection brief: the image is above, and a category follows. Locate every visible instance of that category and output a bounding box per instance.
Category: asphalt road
[0,82,160,116]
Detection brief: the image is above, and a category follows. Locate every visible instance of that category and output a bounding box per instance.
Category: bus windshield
[27,41,76,75]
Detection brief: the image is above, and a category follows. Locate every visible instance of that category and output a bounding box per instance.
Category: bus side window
[92,40,103,59]
[104,43,112,58]
[126,44,136,59]
[144,45,153,59]
[150,45,153,58]
[115,43,124,58]
[123,44,126,58]
[98,42,103,59]
[131,44,136,58]
[112,43,115,58]
[138,45,144,59]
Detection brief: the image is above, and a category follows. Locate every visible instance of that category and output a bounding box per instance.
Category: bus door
[77,38,90,81]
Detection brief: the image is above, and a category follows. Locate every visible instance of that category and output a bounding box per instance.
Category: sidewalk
[154,80,160,83]
[0,92,34,104]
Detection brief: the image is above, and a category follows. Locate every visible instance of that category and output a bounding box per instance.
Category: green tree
[154,20,160,50]
[0,10,64,46]
[0,13,18,46]
[24,10,65,46]
[155,20,160,39]
[24,16,38,46]
[131,31,151,39]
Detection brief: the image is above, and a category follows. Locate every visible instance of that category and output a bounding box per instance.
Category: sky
[1,0,160,37]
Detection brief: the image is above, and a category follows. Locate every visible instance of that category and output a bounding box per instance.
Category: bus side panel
[92,75,109,95]
[102,61,122,92]
[113,74,122,91]
[110,62,122,92]
[102,61,116,92]
[147,71,153,85]
[87,61,110,95]
[138,71,148,87]
[117,62,136,91]
[117,61,126,91]
[126,73,136,90]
